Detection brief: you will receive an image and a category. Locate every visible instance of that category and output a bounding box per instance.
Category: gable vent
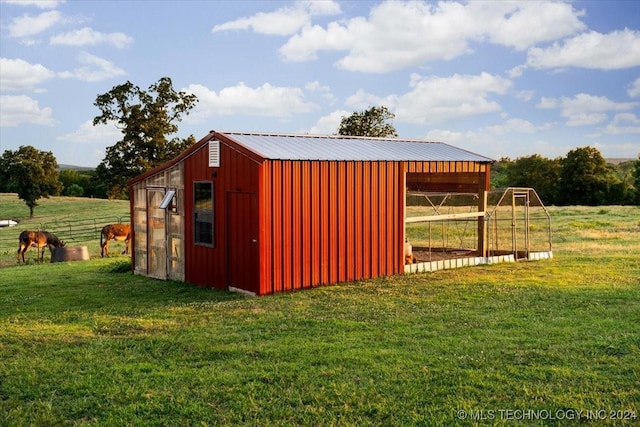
[208,140,220,167]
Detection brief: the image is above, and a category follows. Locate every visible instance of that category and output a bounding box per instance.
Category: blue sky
[1,0,639,167]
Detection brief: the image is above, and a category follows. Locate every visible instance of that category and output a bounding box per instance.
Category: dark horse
[17,230,65,263]
[100,223,131,257]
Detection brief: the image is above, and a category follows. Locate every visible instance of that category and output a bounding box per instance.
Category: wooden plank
[405,211,485,223]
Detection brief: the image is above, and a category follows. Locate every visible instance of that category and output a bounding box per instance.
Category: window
[159,189,177,213]
[194,181,213,245]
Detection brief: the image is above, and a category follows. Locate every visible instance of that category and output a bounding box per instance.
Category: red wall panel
[259,159,406,294]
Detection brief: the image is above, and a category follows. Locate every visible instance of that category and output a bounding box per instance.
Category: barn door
[226,192,258,293]
[147,189,167,279]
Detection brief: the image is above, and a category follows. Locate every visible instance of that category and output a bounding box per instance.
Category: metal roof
[219,132,494,163]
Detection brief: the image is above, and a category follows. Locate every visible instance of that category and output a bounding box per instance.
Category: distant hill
[58,164,96,171]
[606,158,635,165]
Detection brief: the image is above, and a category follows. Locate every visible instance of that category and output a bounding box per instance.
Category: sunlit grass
[0,199,639,425]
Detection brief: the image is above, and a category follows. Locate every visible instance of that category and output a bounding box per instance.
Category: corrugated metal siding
[222,132,493,163]
[259,159,405,295]
[183,140,261,291]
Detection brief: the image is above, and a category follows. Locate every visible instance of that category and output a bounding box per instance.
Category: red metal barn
[127,131,493,295]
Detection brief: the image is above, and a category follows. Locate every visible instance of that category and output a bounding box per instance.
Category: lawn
[0,195,638,426]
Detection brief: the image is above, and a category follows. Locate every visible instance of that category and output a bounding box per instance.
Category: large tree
[93,77,198,199]
[559,146,621,205]
[505,154,562,205]
[338,106,397,137]
[0,146,63,217]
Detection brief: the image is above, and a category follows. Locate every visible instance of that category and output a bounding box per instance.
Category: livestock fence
[0,213,129,263]
[405,187,552,263]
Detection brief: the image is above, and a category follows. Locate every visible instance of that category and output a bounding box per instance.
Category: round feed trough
[51,246,90,263]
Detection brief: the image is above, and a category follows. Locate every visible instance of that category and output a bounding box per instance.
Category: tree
[338,106,397,137]
[559,146,621,205]
[93,77,198,199]
[633,155,640,205]
[505,155,561,205]
[0,146,63,217]
[66,184,84,197]
[490,157,511,189]
[59,169,91,197]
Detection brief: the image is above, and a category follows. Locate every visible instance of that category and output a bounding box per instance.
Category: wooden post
[477,167,490,257]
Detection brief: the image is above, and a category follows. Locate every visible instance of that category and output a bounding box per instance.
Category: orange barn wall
[258,160,406,295]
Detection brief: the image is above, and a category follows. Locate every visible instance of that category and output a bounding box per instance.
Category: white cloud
[527,29,640,70]
[565,113,608,127]
[50,27,133,48]
[8,10,61,37]
[516,90,533,102]
[628,77,640,98]
[3,0,65,9]
[344,89,391,111]
[57,120,122,143]
[307,109,351,134]
[536,97,558,109]
[183,82,317,121]
[280,22,356,62]
[282,1,477,72]
[516,90,534,102]
[57,52,126,82]
[602,113,640,135]
[0,95,55,127]
[212,1,341,36]
[481,1,585,50]
[394,72,512,124]
[0,58,55,90]
[305,80,336,103]
[540,93,638,126]
[424,128,471,144]
[483,118,548,135]
[278,1,584,73]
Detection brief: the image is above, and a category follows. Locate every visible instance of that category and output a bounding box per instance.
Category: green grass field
[0,195,638,426]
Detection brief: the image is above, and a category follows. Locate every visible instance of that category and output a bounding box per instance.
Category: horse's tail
[100,227,104,256]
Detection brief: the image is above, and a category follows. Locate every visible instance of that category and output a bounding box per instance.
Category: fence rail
[0,214,129,249]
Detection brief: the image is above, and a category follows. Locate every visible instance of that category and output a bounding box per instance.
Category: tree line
[491,148,640,206]
[1,81,638,218]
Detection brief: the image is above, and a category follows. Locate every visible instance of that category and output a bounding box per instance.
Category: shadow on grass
[0,258,246,317]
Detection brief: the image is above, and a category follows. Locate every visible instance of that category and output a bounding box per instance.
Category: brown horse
[100,223,131,257]
[17,230,65,263]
